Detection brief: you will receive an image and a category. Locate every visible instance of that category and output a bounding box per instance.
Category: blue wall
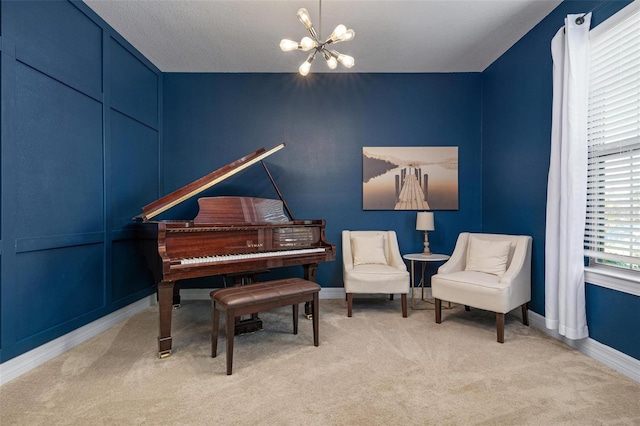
[162,73,482,288]
[0,0,161,362]
[482,0,639,359]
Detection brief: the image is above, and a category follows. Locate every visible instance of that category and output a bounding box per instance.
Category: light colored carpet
[1,297,639,425]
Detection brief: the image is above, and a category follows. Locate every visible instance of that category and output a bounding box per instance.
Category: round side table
[403,253,450,310]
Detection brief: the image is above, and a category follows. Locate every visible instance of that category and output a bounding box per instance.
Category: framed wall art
[362,146,458,210]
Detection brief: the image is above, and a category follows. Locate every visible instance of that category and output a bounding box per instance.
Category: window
[584,2,640,274]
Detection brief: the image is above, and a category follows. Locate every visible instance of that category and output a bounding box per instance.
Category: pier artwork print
[362,146,458,211]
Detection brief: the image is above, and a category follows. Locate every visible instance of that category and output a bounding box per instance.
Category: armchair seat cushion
[432,271,512,313]
[346,264,410,294]
[435,270,504,288]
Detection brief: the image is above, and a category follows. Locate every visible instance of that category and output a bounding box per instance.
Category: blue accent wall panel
[163,73,482,288]
[481,0,637,359]
[14,62,104,239]
[1,0,161,362]
[10,0,102,99]
[109,38,158,129]
[12,245,104,341]
[111,240,155,302]
[110,110,159,229]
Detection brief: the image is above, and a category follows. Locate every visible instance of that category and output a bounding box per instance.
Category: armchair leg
[389,294,394,301]
[401,294,407,317]
[496,313,505,343]
[465,305,471,311]
[347,293,353,317]
[435,298,442,323]
[521,303,529,326]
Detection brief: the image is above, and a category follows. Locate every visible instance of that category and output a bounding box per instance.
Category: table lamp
[416,211,435,255]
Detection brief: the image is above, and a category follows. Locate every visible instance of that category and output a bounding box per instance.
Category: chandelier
[279,6,355,76]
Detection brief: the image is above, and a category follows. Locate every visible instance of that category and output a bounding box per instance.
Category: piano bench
[210,278,321,375]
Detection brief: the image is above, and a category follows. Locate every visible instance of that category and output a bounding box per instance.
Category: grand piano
[134,143,335,358]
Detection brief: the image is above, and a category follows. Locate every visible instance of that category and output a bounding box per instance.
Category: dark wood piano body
[133,144,335,358]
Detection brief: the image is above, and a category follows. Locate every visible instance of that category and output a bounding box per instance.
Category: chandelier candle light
[280,7,355,76]
[416,212,435,255]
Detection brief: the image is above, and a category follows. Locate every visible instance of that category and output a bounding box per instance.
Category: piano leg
[157,280,175,358]
[303,264,319,319]
[172,281,181,308]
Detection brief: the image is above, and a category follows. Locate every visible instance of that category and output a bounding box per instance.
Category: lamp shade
[416,212,435,231]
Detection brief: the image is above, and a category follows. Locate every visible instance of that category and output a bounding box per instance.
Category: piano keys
[179,248,327,265]
[133,143,335,358]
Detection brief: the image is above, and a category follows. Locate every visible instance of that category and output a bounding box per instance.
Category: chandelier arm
[306,26,320,42]
[325,35,350,45]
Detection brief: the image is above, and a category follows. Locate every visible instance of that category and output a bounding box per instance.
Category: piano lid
[135,143,286,221]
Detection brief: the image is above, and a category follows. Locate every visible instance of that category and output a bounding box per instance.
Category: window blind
[584,4,640,271]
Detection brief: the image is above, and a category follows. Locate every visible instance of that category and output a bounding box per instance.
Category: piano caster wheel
[306,314,313,320]
[172,304,181,310]
[157,350,172,359]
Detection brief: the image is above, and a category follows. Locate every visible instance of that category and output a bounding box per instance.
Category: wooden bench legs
[212,295,318,375]
[211,279,320,375]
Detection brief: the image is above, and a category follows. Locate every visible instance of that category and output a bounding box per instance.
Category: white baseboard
[528,310,640,383]
[3,291,637,386]
[0,295,154,386]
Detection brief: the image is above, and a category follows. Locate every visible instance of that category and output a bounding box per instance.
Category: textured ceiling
[83,0,562,73]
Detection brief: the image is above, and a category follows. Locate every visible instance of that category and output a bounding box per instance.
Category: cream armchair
[431,233,532,343]
[343,230,410,317]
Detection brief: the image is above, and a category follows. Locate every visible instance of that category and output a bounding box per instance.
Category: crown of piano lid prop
[134,143,286,221]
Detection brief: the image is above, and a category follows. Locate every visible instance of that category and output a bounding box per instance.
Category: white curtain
[545,13,591,340]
